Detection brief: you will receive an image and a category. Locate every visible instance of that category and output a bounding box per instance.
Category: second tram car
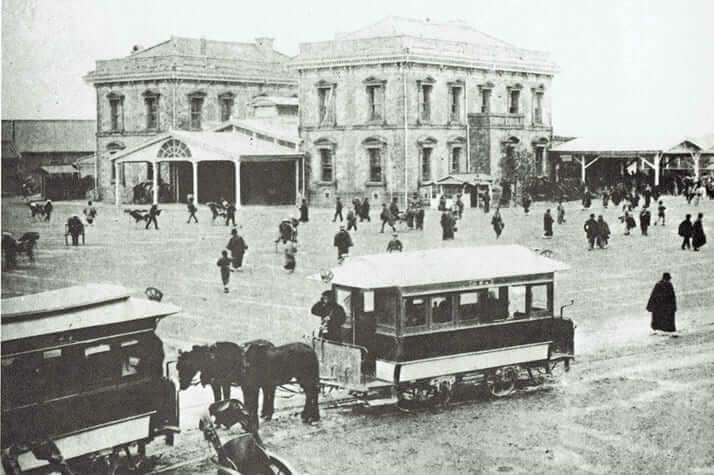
[1,284,180,474]
[311,245,575,403]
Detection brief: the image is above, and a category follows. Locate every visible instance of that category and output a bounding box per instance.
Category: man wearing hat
[226,228,248,271]
[333,225,353,261]
[311,290,346,342]
[646,272,677,335]
[386,233,403,252]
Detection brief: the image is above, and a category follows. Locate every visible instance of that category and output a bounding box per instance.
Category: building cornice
[291,52,557,76]
[85,71,297,86]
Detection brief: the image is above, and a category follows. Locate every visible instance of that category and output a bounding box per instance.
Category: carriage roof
[313,245,569,290]
[1,284,180,344]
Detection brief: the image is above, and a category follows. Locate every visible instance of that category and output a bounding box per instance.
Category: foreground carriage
[1,284,180,474]
[311,245,575,406]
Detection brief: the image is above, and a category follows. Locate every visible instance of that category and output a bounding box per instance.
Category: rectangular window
[110,99,121,131]
[420,84,432,121]
[368,148,382,182]
[456,291,486,322]
[375,289,396,327]
[534,93,543,124]
[481,89,491,113]
[509,89,520,114]
[430,296,453,324]
[421,148,432,181]
[449,86,462,121]
[405,297,427,327]
[221,99,233,122]
[482,287,509,322]
[319,149,333,182]
[535,147,544,176]
[145,97,158,130]
[318,87,335,125]
[367,85,384,121]
[450,147,462,173]
[190,98,203,129]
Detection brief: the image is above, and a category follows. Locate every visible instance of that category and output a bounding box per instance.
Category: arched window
[314,137,337,183]
[447,136,466,174]
[417,136,438,182]
[362,136,387,183]
[157,139,191,159]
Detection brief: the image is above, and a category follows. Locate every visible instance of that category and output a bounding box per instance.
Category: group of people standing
[678,213,707,251]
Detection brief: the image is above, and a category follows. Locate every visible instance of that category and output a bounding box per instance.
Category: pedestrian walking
[639,207,651,236]
[491,208,504,238]
[692,213,706,251]
[678,214,693,250]
[644,185,652,209]
[346,208,358,231]
[224,202,236,227]
[415,206,425,230]
[582,187,592,209]
[44,200,53,222]
[361,197,371,222]
[621,211,636,235]
[602,187,609,208]
[543,209,554,238]
[380,203,396,233]
[186,197,198,224]
[145,204,160,230]
[217,250,232,293]
[646,272,677,335]
[655,200,666,225]
[522,192,532,215]
[596,215,610,248]
[584,213,599,250]
[482,190,491,213]
[275,218,294,250]
[389,197,400,222]
[67,216,84,246]
[299,199,309,223]
[333,225,353,261]
[557,200,566,224]
[386,233,403,252]
[284,239,297,273]
[226,228,248,271]
[352,198,362,221]
[84,201,97,225]
[440,210,455,240]
[333,197,343,222]
[455,194,464,219]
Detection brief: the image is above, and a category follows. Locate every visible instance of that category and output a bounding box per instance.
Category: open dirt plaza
[2,196,713,474]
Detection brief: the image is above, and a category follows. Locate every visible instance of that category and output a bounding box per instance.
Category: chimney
[255,37,274,53]
[200,37,207,55]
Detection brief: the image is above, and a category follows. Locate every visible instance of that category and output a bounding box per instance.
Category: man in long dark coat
[361,197,371,222]
[678,214,693,250]
[226,228,248,271]
[584,214,599,250]
[482,190,491,213]
[311,290,346,342]
[299,199,309,223]
[440,210,455,240]
[646,272,677,333]
[543,209,554,238]
[333,225,353,260]
[692,213,706,251]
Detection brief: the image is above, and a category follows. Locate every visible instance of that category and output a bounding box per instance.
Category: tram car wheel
[486,366,518,397]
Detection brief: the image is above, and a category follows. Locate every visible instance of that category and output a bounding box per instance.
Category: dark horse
[177,340,273,406]
[240,342,320,430]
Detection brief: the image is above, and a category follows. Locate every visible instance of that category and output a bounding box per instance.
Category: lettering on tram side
[403,273,553,295]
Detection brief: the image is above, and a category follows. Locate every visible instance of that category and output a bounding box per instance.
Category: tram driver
[311,290,347,343]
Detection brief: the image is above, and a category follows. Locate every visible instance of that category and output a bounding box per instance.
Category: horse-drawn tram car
[1,284,180,474]
[311,245,575,406]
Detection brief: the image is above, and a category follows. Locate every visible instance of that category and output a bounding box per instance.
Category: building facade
[293,17,557,206]
[85,36,297,202]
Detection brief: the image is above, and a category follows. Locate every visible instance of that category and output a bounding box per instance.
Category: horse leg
[242,385,260,433]
[211,384,222,402]
[261,386,275,421]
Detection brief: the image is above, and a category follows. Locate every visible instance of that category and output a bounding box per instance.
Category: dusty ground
[2,194,713,474]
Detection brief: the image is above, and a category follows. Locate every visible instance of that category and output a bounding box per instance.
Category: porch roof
[550,136,670,156]
[112,129,302,164]
[422,173,493,186]
[39,165,79,175]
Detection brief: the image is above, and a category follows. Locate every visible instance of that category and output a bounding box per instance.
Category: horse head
[176,345,210,390]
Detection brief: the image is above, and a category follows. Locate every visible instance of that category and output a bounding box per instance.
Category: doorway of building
[169,161,194,203]
[240,161,296,205]
[197,161,235,204]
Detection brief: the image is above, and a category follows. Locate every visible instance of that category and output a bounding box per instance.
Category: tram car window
[404,297,427,328]
[374,289,397,330]
[456,291,483,322]
[430,296,453,324]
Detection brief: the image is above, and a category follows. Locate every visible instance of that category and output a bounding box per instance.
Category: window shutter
[418,84,424,121]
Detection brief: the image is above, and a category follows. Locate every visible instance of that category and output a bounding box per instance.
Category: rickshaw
[1,284,180,474]
[310,245,574,405]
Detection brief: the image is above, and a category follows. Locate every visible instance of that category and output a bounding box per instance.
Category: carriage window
[510,286,527,319]
[530,285,549,317]
[457,291,484,321]
[336,288,352,326]
[482,287,509,322]
[431,296,453,324]
[405,297,427,327]
[375,289,395,327]
[364,290,374,312]
[85,343,120,384]
[121,341,141,377]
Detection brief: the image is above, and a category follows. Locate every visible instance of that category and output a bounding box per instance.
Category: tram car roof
[312,245,569,290]
[1,284,179,346]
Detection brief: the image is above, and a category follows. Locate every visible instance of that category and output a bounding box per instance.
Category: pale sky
[2,0,713,142]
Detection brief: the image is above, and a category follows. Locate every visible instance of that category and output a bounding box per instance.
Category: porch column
[114,161,120,206]
[295,159,300,203]
[152,160,158,205]
[693,152,701,181]
[301,156,306,198]
[580,155,586,183]
[654,153,661,186]
[192,160,199,204]
[235,160,241,207]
